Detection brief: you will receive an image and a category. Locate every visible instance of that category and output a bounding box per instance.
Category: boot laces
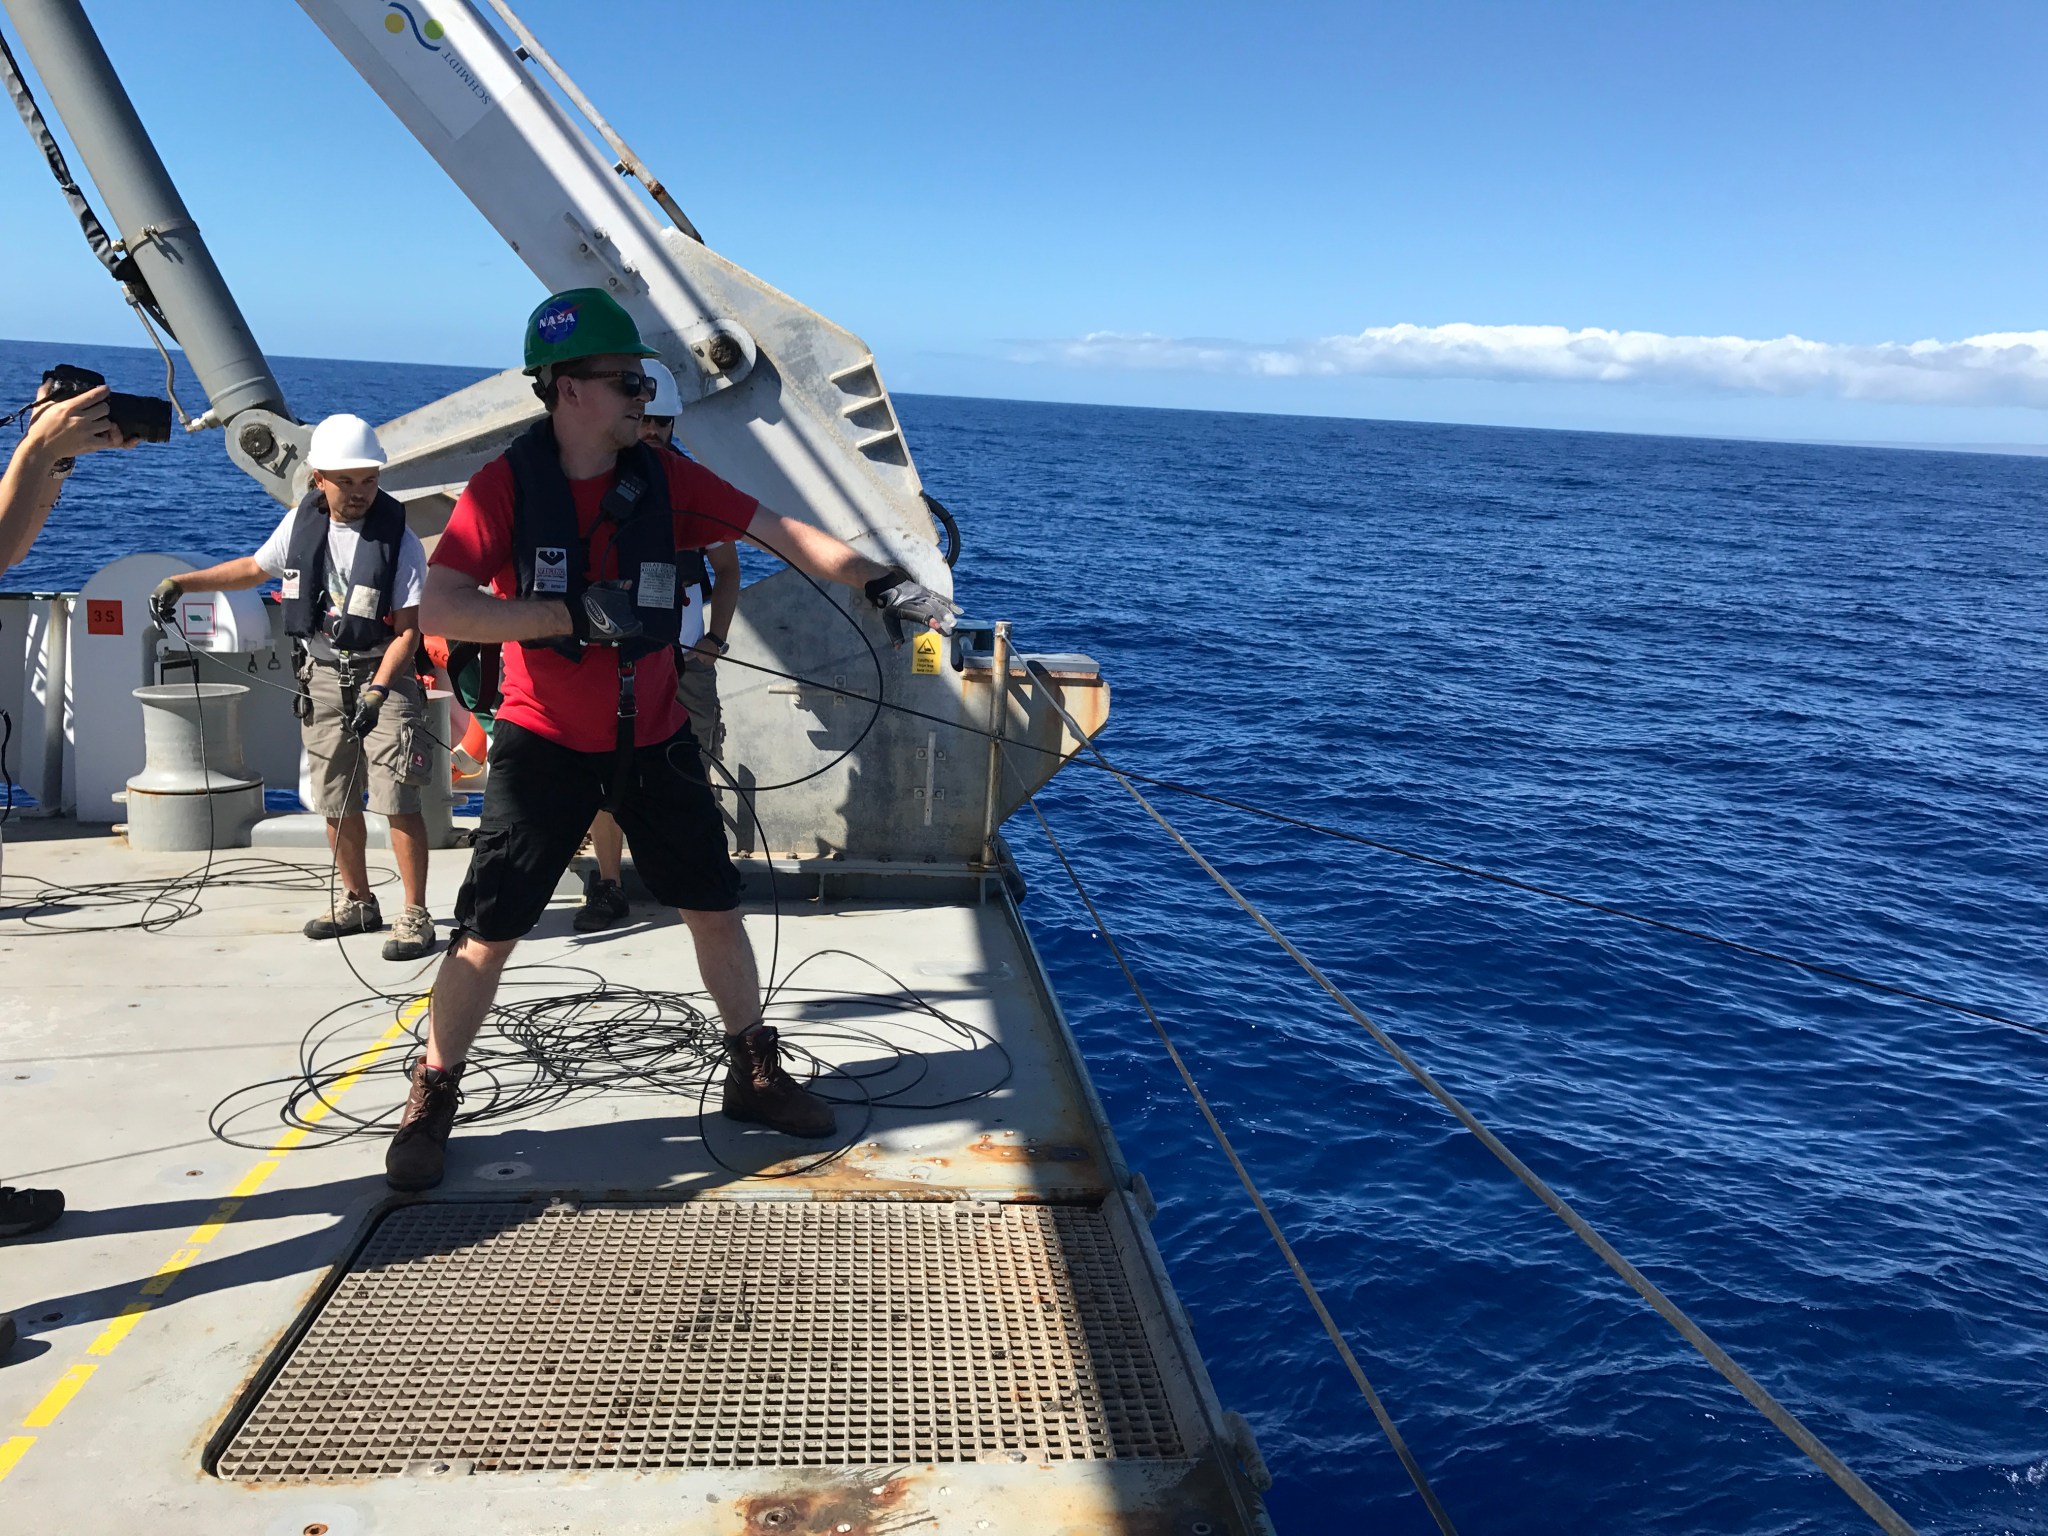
[404,1064,462,1123]
[739,1025,799,1087]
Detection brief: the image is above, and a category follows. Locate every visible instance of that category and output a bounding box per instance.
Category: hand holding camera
[25,384,119,467]
[35,364,170,456]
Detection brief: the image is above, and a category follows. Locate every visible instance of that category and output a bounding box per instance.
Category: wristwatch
[703,632,730,656]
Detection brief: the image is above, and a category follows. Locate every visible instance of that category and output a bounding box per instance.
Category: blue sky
[3,1,2046,444]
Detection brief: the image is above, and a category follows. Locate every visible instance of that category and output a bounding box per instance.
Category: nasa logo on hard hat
[536,301,579,343]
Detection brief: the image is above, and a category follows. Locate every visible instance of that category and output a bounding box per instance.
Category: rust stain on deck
[968,1133,1092,1164]
[736,1471,924,1534]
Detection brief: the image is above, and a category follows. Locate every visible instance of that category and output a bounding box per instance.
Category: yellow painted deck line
[227,1159,282,1199]
[0,1001,424,1485]
[21,1365,95,1428]
[85,1303,154,1358]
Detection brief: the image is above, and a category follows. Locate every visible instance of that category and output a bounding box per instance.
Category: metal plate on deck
[217,1200,1182,1480]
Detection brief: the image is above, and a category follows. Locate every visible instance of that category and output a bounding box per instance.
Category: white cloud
[1018,324,2048,408]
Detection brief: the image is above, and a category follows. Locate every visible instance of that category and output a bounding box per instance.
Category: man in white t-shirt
[151,415,437,959]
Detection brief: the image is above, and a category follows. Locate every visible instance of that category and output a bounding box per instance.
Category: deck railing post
[42,594,69,812]
[979,620,1011,898]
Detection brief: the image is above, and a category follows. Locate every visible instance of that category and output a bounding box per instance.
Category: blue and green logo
[535,301,579,343]
[384,3,444,51]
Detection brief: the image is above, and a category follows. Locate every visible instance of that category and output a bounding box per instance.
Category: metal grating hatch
[217,1199,1183,1480]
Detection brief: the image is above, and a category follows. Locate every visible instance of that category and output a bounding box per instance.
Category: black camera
[41,363,172,444]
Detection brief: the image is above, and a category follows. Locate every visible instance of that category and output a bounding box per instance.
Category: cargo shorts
[300,657,429,818]
[676,654,724,765]
[453,719,739,941]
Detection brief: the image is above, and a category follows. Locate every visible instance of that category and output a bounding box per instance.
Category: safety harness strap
[0,31,173,336]
[606,662,638,814]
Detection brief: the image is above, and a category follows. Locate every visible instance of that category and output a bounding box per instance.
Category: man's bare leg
[387,931,516,1190]
[687,906,836,1137]
[387,811,430,910]
[591,812,624,882]
[680,907,760,1034]
[425,933,517,1069]
[327,811,371,899]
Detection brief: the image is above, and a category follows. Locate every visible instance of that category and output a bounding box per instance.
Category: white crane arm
[292,0,948,594]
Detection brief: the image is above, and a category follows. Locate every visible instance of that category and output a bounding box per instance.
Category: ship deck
[0,823,1271,1534]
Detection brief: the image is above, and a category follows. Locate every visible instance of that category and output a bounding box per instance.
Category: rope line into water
[1026,794,1459,1534]
[1023,662,1920,1536]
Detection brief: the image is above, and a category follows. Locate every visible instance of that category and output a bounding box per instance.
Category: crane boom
[293,0,948,595]
[2,0,1090,867]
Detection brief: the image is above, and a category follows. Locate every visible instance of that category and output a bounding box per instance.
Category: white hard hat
[307,414,387,472]
[643,359,682,417]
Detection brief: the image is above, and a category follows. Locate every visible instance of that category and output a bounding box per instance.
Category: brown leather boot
[385,1061,463,1191]
[722,1024,835,1138]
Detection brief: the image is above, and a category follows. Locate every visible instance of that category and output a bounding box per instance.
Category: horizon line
[5,333,2045,464]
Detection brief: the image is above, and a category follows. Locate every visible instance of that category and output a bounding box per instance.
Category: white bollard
[123,682,264,851]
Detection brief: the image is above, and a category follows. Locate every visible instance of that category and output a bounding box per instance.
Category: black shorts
[454,719,740,942]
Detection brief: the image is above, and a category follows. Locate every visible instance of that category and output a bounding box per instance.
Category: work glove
[148,577,180,626]
[570,581,644,645]
[864,568,961,644]
[350,685,387,740]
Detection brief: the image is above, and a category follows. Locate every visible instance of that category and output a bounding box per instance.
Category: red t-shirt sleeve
[431,456,517,592]
[666,454,756,550]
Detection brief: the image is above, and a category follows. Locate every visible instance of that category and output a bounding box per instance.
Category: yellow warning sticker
[911,630,943,675]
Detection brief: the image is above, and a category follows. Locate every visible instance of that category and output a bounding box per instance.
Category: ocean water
[7,338,2048,1534]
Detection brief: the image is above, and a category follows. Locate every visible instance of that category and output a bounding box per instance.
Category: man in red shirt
[387,288,957,1191]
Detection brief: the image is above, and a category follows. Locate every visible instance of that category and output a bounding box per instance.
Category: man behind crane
[576,358,742,932]
[386,288,957,1191]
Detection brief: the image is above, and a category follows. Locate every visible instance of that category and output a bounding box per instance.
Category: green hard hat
[522,287,657,374]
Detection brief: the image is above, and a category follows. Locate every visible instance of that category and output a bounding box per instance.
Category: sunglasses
[559,368,658,402]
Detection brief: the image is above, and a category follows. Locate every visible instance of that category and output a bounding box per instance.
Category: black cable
[0,855,387,934]
[1,706,14,827]
[181,623,221,925]
[204,547,1009,1171]
[679,502,891,791]
[0,613,357,933]
[208,949,1012,1178]
[181,644,463,757]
